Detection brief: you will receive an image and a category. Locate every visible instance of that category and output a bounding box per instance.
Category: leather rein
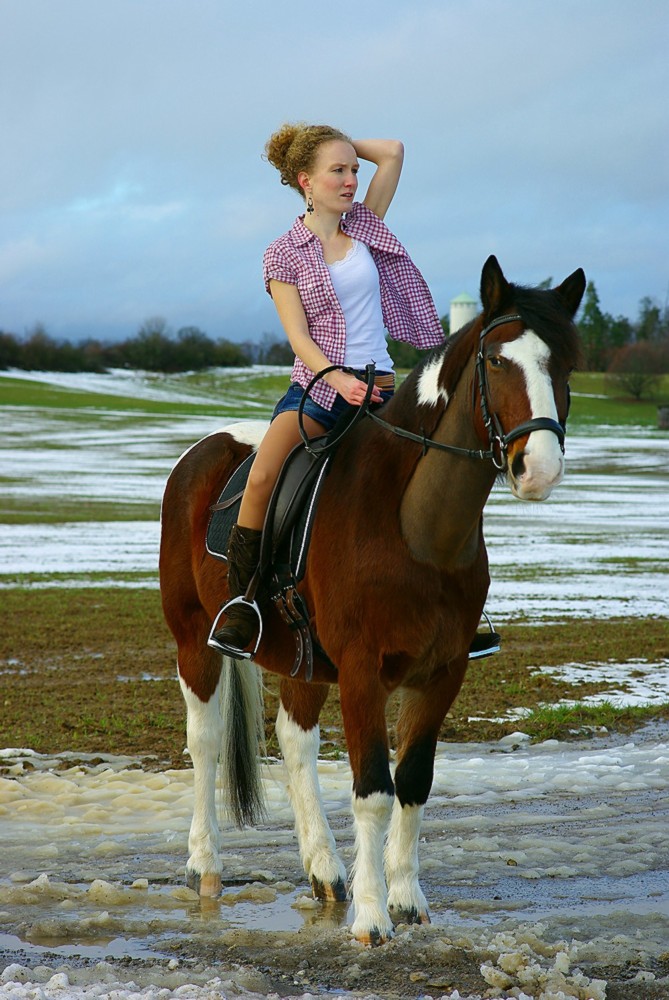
[363,313,566,472]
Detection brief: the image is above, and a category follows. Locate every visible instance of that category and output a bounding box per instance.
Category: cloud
[0,0,667,342]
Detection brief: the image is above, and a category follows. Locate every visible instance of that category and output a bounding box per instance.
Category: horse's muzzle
[508,431,565,501]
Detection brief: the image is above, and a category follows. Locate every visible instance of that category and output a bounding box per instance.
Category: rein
[298,363,377,457]
[367,313,566,471]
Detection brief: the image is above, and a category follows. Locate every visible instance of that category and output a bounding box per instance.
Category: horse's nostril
[511,452,526,480]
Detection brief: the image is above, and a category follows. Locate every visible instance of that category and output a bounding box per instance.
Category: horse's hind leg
[175,614,226,897]
[386,664,468,925]
[276,679,347,902]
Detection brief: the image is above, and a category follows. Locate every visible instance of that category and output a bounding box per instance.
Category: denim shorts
[271,374,395,433]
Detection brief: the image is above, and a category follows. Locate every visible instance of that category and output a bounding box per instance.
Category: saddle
[206,437,333,680]
[206,365,380,678]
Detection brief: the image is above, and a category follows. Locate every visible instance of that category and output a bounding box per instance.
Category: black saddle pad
[206,453,255,561]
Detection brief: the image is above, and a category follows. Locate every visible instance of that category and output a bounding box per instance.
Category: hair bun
[264,122,351,194]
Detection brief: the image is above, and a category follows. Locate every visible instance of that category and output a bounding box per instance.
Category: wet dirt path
[2,726,669,999]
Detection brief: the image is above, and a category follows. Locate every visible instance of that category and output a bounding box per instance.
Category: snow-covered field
[2,371,667,624]
[1,371,668,1000]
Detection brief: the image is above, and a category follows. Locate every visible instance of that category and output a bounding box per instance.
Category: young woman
[209,122,498,660]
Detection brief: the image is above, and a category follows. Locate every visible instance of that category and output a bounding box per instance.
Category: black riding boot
[208,524,263,657]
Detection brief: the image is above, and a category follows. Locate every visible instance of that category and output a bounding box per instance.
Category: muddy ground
[2,589,669,998]
[2,588,667,766]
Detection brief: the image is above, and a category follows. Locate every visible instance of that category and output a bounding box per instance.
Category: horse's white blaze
[275,705,346,890]
[351,791,395,940]
[179,673,223,889]
[385,800,428,919]
[417,350,450,408]
[499,330,564,500]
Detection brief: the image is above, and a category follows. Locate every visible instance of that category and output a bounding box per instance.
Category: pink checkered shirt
[263,201,444,410]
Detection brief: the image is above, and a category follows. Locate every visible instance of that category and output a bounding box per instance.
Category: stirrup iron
[207,596,263,660]
[468,610,501,660]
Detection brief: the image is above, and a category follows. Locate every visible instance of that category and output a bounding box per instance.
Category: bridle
[473,313,566,469]
[364,313,566,471]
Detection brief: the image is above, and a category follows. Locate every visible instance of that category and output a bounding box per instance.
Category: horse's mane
[380,320,477,438]
[510,282,584,370]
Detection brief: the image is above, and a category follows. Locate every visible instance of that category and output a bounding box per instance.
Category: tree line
[578,283,669,399]
[0,317,269,374]
[1,281,667,399]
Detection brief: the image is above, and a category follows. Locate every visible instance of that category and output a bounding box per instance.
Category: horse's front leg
[179,665,224,897]
[385,799,429,925]
[339,666,395,944]
[386,664,468,924]
[276,680,347,902]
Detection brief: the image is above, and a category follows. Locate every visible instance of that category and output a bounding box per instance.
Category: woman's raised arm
[352,138,404,221]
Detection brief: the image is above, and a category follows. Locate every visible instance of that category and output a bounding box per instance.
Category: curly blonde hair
[264,122,352,195]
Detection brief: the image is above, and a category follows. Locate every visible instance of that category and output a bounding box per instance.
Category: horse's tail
[219,656,267,828]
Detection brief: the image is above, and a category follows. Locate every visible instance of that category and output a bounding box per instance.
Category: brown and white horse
[159,255,585,943]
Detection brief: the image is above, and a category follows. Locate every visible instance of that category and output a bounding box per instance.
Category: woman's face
[301,140,359,214]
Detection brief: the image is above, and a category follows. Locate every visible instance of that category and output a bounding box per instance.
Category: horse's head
[378,257,585,506]
[473,255,585,500]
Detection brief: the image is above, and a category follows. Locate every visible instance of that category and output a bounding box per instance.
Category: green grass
[1,587,667,756]
[0,371,285,417]
[3,368,668,426]
[0,570,159,586]
[517,701,669,742]
[569,372,669,428]
[0,497,160,524]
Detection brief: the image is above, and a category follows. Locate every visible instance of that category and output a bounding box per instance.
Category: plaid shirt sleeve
[263,238,298,294]
[342,203,444,348]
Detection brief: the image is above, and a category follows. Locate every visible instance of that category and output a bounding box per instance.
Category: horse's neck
[399,374,496,570]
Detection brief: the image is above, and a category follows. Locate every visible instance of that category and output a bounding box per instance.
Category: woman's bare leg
[238,411,326,530]
[208,410,327,656]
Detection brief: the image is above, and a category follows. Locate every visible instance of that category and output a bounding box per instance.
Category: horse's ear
[480,255,511,318]
[554,268,586,318]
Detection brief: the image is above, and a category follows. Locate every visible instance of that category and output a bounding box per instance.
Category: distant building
[449,292,478,335]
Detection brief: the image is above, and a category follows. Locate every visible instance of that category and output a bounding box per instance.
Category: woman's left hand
[329,370,383,406]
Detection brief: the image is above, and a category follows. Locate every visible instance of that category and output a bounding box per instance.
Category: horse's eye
[488,355,503,368]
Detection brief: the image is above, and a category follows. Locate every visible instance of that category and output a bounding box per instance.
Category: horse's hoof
[354,925,393,947]
[186,868,221,898]
[389,905,431,926]
[311,875,348,903]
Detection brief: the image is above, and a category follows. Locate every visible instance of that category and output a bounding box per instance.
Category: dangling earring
[306,195,314,214]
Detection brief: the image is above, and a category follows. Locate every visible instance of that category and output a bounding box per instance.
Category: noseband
[363,313,567,471]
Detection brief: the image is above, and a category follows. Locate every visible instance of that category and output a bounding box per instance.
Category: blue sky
[1,0,667,345]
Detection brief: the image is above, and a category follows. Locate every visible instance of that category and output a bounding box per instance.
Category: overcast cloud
[1,0,667,345]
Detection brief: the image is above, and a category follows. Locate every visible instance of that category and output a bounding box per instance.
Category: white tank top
[327,240,394,371]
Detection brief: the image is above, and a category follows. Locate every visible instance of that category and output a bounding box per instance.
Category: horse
[159,254,585,944]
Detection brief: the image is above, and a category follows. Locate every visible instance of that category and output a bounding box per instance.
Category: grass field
[1,367,668,760]
[1,587,667,764]
[2,368,668,423]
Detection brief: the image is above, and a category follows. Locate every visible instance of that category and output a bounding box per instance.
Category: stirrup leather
[207,596,263,660]
[273,585,314,682]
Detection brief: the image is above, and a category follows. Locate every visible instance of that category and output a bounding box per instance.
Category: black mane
[508,282,583,370]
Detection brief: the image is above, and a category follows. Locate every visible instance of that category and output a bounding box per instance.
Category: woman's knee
[245,460,279,500]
